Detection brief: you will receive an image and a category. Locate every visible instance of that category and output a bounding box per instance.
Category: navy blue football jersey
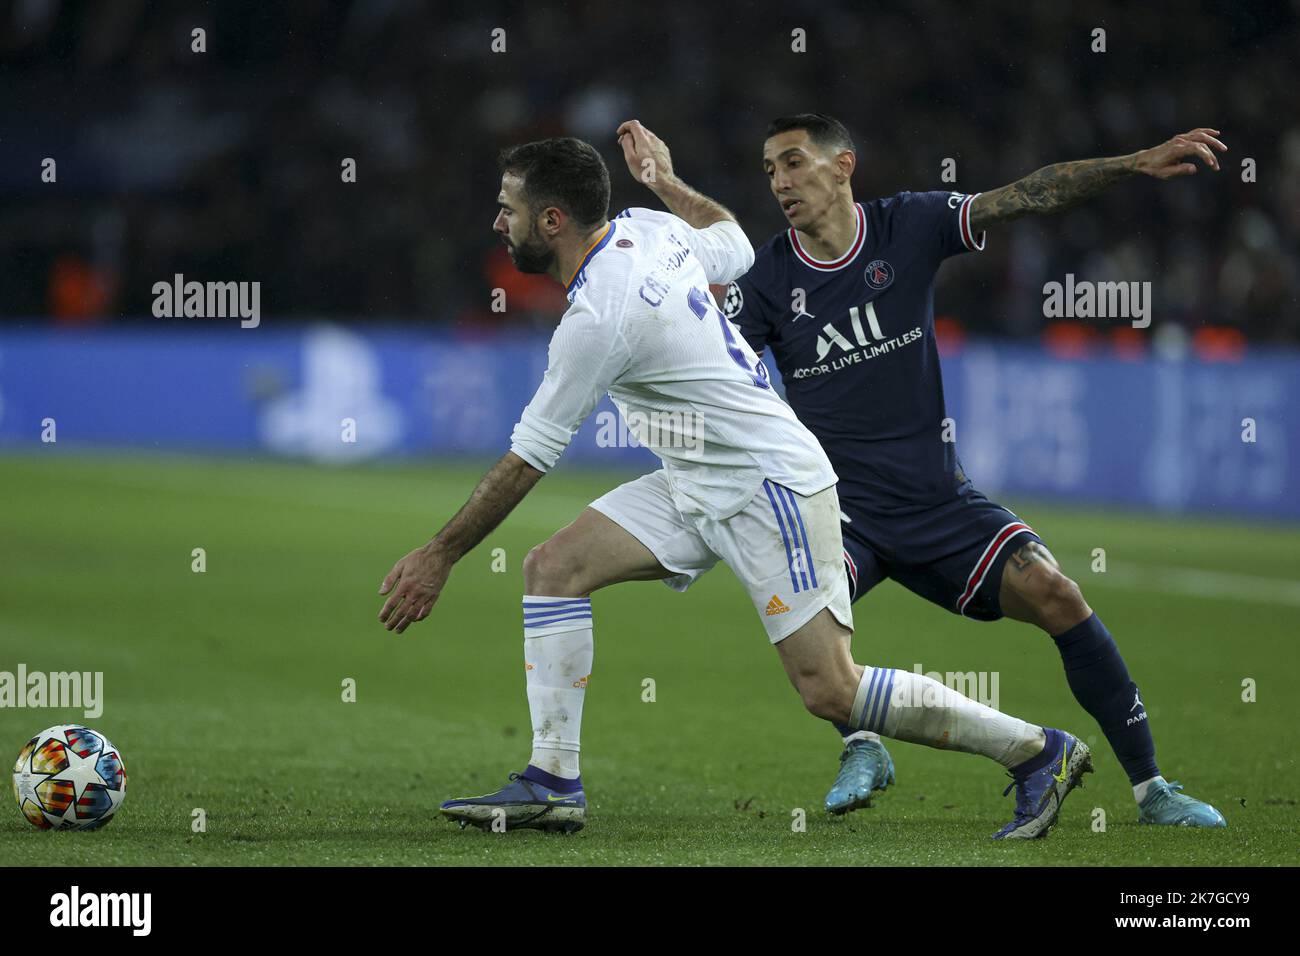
[726,191,985,514]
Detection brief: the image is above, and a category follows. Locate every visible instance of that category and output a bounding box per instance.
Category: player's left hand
[617,119,675,188]
[1134,128,1227,179]
[378,543,452,633]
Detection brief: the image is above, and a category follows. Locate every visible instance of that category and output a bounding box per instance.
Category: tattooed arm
[969,128,1227,232]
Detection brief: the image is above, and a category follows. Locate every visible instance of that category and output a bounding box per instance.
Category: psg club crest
[864,259,894,291]
[722,281,744,318]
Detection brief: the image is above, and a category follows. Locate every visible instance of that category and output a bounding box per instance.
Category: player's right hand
[378,543,452,634]
[617,119,675,188]
[1134,128,1227,179]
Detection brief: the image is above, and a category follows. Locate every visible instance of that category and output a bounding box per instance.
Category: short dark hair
[498,137,610,229]
[765,113,855,156]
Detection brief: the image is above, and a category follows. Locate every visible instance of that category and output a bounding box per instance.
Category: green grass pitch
[1,452,1296,866]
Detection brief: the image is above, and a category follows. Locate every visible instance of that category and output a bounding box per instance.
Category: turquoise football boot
[1137,780,1227,828]
[825,738,896,814]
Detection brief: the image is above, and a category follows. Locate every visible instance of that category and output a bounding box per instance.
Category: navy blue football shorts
[839,488,1043,621]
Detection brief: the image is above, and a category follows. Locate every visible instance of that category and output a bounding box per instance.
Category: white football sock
[522,596,593,780]
[1133,775,1166,803]
[849,665,1044,768]
[841,730,881,746]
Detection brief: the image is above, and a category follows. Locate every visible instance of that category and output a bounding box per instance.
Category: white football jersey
[510,207,837,519]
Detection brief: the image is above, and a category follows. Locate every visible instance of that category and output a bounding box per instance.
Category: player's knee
[522,537,590,596]
[1038,570,1090,631]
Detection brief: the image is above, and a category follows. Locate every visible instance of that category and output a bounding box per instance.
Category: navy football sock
[1051,613,1159,785]
[1010,727,1063,777]
[521,764,583,793]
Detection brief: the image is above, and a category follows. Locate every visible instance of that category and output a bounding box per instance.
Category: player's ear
[836,149,856,182]
[540,205,563,237]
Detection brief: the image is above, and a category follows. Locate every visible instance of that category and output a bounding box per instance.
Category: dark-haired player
[379,126,1093,840]
[725,113,1227,829]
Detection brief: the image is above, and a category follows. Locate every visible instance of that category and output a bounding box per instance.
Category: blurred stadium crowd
[1,0,1296,344]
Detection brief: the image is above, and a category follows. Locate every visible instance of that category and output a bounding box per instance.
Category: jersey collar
[788,203,866,271]
[564,221,616,296]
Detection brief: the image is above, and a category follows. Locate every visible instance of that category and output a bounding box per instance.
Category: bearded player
[720,112,1227,828]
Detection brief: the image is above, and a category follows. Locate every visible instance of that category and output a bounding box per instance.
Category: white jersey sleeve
[509,299,631,472]
[614,208,754,285]
[690,220,754,284]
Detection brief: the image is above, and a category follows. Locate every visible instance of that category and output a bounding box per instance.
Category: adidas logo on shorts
[765,595,790,616]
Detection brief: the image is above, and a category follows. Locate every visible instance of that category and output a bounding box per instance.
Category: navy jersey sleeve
[894,190,987,261]
[722,270,779,354]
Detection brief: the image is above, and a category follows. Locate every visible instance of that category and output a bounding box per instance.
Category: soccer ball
[12,725,127,830]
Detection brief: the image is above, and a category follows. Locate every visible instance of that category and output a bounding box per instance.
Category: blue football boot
[825,738,896,814]
[1137,780,1227,828]
[440,771,586,833]
[992,730,1093,840]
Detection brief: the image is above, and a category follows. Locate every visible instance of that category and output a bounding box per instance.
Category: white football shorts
[589,469,853,643]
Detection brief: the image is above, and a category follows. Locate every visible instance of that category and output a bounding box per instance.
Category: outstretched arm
[969,128,1227,232]
[616,118,755,282]
[378,451,543,633]
[617,119,737,227]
